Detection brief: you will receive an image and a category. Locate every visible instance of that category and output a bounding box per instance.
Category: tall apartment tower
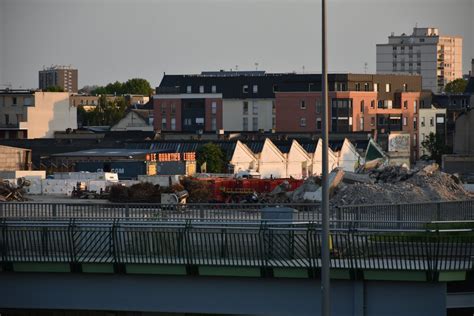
[39,65,78,93]
[376,27,462,92]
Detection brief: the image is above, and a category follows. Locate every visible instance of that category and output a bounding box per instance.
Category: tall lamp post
[321,0,330,315]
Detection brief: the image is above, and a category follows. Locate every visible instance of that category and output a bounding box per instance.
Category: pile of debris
[0,178,30,202]
[331,163,473,206]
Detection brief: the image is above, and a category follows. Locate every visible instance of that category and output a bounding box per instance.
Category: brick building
[155,71,426,160]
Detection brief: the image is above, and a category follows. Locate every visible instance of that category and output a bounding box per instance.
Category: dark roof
[465,77,474,93]
[157,72,422,98]
[51,148,169,159]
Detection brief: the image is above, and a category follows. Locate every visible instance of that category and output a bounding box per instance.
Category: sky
[0,0,473,89]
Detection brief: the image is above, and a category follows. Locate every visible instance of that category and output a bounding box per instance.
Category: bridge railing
[0,200,473,230]
[1,219,473,272]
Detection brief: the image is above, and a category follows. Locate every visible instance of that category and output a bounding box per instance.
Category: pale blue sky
[1,0,473,89]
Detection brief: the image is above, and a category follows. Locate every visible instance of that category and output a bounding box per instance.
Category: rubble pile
[0,178,30,202]
[331,163,473,206]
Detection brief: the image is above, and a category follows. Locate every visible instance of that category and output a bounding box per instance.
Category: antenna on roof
[302,65,305,73]
[364,62,368,74]
[235,65,239,71]
[254,62,259,71]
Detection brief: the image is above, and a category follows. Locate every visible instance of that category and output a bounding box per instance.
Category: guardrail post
[125,204,130,218]
[68,218,76,264]
[52,204,57,218]
[356,206,361,229]
[397,204,402,230]
[1,219,7,263]
[199,205,204,222]
[436,202,441,221]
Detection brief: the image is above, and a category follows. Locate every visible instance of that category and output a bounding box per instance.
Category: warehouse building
[51,148,196,180]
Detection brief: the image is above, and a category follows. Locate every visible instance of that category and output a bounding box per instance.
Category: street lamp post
[321,0,330,315]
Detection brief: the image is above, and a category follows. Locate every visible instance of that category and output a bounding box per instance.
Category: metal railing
[0,200,473,229]
[1,219,473,272]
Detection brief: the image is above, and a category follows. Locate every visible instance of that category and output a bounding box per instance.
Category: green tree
[123,78,153,95]
[197,143,226,173]
[421,132,448,163]
[445,78,468,93]
[79,96,127,126]
[105,81,124,95]
[44,85,64,92]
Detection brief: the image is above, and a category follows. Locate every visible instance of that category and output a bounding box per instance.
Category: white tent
[286,140,311,179]
[338,138,362,172]
[229,140,258,173]
[258,138,287,178]
[312,138,338,176]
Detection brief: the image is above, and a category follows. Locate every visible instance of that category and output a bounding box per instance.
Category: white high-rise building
[377,27,462,92]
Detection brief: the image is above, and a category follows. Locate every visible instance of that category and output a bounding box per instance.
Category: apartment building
[0,90,77,139]
[39,65,78,93]
[274,74,424,160]
[377,27,462,92]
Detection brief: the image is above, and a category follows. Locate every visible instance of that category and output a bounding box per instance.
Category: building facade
[377,27,463,92]
[39,65,78,93]
[0,90,77,139]
[418,106,447,157]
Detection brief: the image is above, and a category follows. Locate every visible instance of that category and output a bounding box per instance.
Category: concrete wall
[0,273,447,316]
[20,92,77,138]
[0,145,31,170]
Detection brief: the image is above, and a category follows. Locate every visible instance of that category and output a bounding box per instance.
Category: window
[413,134,417,146]
[403,100,408,109]
[414,117,417,130]
[370,117,375,126]
[243,102,248,115]
[364,83,369,91]
[355,83,361,91]
[385,84,391,92]
[211,118,217,131]
[300,117,306,127]
[360,100,364,113]
[211,85,217,93]
[430,117,434,127]
[373,83,378,92]
[171,118,176,131]
[316,118,322,130]
[421,117,425,127]
[171,104,176,114]
[316,100,321,113]
[199,86,204,93]
[393,46,397,51]
[243,117,248,131]
[252,117,258,130]
[359,117,364,131]
[5,114,9,125]
[420,38,425,43]
[161,104,166,114]
[402,83,407,92]
[272,101,276,114]
[253,85,258,93]
[403,117,407,126]
[252,103,258,115]
[300,100,306,110]
[414,101,417,113]
[186,86,192,93]
[273,85,278,92]
[184,118,192,126]
[370,100,375,108]
[211,102,217,114]
[161,118,166,130]
[243,85,249,93]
